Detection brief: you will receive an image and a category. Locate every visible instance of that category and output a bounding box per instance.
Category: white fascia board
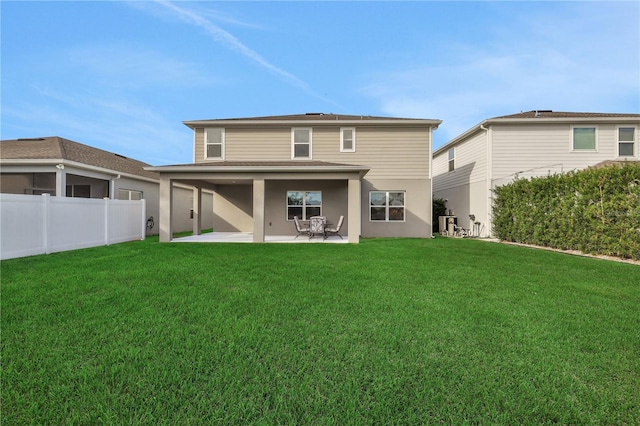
[1,159,159,184]
[183,119,442,128]
[433,121,488,157]
[145,164,371,174]
[486,116,640,125]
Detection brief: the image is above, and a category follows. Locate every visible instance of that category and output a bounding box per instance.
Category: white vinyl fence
[1,193,146,260]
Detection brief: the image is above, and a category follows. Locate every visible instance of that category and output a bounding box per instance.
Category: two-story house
[432,110,640,237]
[147,113,441,243]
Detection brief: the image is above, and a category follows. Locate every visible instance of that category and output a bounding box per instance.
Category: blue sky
[2,1,639,165]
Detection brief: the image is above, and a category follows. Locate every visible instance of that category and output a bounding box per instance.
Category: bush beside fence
[492,162,640,260]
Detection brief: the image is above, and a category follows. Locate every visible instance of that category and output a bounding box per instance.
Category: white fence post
[141,198,147,240]
[43,193,51,254]
[104,197,110,245]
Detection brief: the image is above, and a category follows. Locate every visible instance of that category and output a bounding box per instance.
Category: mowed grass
[2,237,639,424]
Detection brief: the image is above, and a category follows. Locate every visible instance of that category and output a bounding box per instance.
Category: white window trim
[570,125,598,152]
[369,191,406,222]
[616,125,637,158]
[286,190,322,221]
[340,127,356,152]
[448,148,455,172]
[204,128,225,160]
[291,127,312,159]
[118,188,143,200]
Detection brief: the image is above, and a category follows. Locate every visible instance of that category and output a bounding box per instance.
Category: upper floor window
[572,126,597,151]
[292,128,312,159]
[287,191,321,220]
[205,128,225,160]
[370,191,405,222]
[448,148,455,172]
[341,127,356,152]
[618,127,636,157]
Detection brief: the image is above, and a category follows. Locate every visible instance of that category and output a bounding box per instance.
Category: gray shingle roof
[0,137,159,180]
[189,113,425,122]
[493,110,640,119]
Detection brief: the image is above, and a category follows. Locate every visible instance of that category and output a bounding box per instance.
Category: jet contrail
[153,0,341,107]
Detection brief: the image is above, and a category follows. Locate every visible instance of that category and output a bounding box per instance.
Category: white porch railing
[1,193,146,260]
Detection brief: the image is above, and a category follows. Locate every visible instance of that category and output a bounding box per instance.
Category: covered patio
[147,161,369,244]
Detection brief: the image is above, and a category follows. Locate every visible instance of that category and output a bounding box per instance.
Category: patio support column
[347,177,361,243]
[192,186,202,236]
[55,168,66,197]
[252,178,265,242]
[159,176,173,242]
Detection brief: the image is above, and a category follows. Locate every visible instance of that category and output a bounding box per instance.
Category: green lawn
[2,237,639,424]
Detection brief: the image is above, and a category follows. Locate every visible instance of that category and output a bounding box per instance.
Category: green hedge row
[492,162,640,260]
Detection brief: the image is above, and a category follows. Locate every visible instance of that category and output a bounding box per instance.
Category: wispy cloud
[144,0,342,108]
[3,86,190,165]
[64,45,216,89]
[360,2,640,148]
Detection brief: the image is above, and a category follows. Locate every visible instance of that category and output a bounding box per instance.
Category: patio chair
[309,216,326,240]
[293,216,310,239]
[325,215,344,239]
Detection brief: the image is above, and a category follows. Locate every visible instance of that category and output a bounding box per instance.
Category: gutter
[183,119,442,129]
[145,164,372,174]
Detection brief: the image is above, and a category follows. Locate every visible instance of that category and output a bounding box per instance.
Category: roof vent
[533,110,552,117]
[18,138,46,141]
[305,112,324,116]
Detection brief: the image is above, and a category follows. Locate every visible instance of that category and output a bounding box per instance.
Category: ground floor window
[370,191,405,222]
[287,191,322,220]
[118,189,143,200]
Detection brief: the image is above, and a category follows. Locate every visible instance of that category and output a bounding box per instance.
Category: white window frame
[448,148,455,172]
[571,125,598,152]
[118,188,143,200]
[617,126,637,157]
[204,128,225,160]
[291,127,312,159]
[369,191,406,222]
[340,127,356,152]
[286,190,322,221]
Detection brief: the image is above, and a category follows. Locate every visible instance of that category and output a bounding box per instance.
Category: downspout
[480,124,492,237]
[428,125,436,238]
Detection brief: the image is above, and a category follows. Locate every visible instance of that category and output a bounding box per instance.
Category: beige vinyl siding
[225,127,292,161]
[490,124,622,185]
[315,126,431,179]
[433,131,487,192]
[194,128,205,162]
[195,125,431,179]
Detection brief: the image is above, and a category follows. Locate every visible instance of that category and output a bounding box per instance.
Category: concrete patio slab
[173,232,349,243]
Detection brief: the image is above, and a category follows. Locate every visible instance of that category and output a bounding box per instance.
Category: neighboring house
[0,136,213,234]
[147,113,442,243]
[432,110,640,237]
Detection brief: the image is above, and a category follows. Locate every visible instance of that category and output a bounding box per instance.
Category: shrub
[432,197,447,233]
[493,162,640,260]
